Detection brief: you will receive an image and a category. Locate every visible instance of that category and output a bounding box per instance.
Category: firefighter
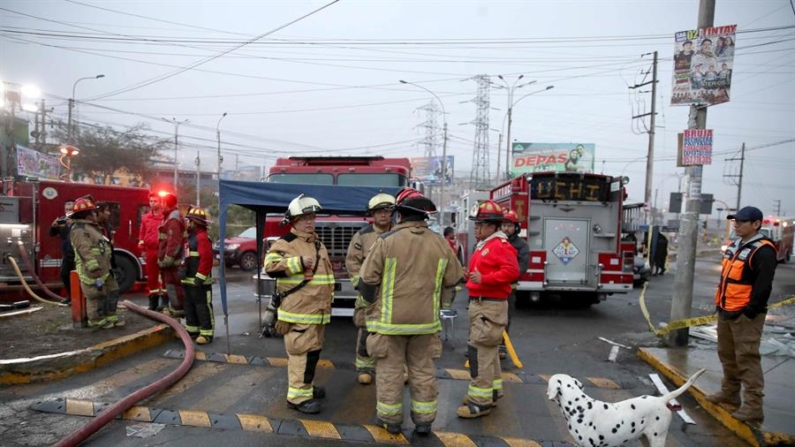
[358,188,464,436]
[69,197,121,328]
[346,192,395,385]
[96,202,124,327]
[457,200,519,419]
[157,192,187,317]
[264,194,335,414]
[139,192,165,311]
[182,207,215,344]
[499,208,530,359]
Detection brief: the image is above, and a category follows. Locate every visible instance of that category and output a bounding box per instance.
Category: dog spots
[603,403,609,410]
[630,404,636,410]
[656,416,660,420]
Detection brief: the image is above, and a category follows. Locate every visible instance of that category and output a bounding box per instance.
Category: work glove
[158,256,175,268]
[193,276,204,287]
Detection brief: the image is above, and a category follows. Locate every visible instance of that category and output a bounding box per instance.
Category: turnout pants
[81,275,119,326]
[353,306,375,373]
[284,323,325,405]
[368,333,442,425]
[716,314,766,408]
[466,299,508,407]
[144,249,162,295]
[160,266,185,312]
[185,284,214,338]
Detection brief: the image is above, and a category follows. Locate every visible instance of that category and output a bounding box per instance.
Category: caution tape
[639,282,795,337]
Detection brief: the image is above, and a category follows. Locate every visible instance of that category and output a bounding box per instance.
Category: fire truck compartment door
[544,218,590,284]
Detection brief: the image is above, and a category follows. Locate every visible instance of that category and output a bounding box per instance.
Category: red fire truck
[0,179,151,301]
[262,156,412,316]
[487,172,633,306]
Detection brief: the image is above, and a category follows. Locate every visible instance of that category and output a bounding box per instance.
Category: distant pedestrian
[705,206,777,425]
[653,233,668,276]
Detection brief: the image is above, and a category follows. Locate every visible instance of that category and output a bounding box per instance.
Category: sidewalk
[639,346,795,447]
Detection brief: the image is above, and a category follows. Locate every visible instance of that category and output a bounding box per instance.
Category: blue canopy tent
[217,180,401,352]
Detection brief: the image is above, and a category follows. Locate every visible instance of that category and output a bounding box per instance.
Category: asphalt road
[3,258,794,447]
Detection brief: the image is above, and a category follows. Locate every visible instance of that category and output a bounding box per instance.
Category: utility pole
[67,98,74,144]
[195,151,201,206]
[773,199,781,216]
[670,0,715,347]
[171,118,189,190]
[630,51,658,224]
[33,102,41,148]
[724,142,745,211]
[496,133,503,183]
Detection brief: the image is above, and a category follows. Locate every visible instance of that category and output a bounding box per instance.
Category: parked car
[213,227,260,271]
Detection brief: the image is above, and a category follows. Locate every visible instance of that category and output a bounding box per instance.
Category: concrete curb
[638,348,794,447]
[0,325,175,385]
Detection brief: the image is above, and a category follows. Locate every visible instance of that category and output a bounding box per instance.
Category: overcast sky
[1,0,793,216]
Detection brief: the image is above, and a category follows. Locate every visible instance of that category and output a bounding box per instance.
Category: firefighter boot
[286,399,321,414]
[705,381,742,407]
[147,293,159,311]
[158,294,169,312]
[414,424,432,437]
[358,371,373,385]
[732,392,764,424]
[375,417,402,435]
[456,402,492,419]
[313,386,326,399]
[196,335,213,345]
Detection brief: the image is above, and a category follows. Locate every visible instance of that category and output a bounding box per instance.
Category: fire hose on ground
[5,255,66,307]
[52,300,195,447]
[16,240,71,303]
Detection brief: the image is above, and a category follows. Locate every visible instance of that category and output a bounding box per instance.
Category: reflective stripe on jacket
[714,237,776,312]
[264,228,334,325]
[360,220,464,335]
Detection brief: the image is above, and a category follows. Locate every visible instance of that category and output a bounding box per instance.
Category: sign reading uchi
[682,129,713,166]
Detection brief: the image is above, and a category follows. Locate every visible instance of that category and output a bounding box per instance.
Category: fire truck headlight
[592,224,602,234]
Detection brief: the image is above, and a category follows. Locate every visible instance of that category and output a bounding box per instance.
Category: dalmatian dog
[547,369,705,447]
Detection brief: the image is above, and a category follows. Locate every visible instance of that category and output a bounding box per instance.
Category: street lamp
[169,118,190,190]
[495,75,534,181]
[217,112,228,181]
[400,80,448,226]
[504,85,554,179]
[59,144,80,182]
[68,74,105,143]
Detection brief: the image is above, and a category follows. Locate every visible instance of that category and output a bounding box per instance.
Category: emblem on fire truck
[552,237,579,266]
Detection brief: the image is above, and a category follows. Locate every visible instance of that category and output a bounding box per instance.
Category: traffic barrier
[70,270,86,328]
[639,282,795,337]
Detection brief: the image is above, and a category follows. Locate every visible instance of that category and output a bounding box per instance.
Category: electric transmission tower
[468,74,491,189]
[419,101,439,159]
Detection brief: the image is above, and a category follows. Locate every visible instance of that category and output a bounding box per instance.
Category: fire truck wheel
[113,254,138,294]
[239,251,259,272]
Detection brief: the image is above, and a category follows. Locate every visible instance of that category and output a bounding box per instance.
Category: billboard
[671,24,736,107]
[510,143,595,176]
[410,155,454,185]
[15,145,61,180]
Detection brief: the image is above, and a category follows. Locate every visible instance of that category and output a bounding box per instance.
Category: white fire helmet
[367,193,396,213]
[282,194,322,225]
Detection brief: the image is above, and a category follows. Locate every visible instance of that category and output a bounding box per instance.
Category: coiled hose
[5,256,66,307]
[16,240,70,302]
[52,300,194,447]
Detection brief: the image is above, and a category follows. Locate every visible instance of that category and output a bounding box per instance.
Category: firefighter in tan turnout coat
[358,188,464,436]
[345,193,395,385]
[264,194,335,415]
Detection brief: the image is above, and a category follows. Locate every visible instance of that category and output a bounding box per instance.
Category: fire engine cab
[489,172,633,306]
[0,179,151,301]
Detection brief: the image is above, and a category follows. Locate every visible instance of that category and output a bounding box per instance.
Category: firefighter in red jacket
[139,192,165,311]
[182,207,215,344]
[457,200,519,419]
[157,193,186,317]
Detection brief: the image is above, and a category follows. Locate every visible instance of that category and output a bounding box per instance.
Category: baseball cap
[727,206,763,222]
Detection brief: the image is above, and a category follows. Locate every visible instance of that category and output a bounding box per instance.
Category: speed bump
[31,398,556,446]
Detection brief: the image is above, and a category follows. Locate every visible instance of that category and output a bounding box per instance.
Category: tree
[54,123,167,185]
